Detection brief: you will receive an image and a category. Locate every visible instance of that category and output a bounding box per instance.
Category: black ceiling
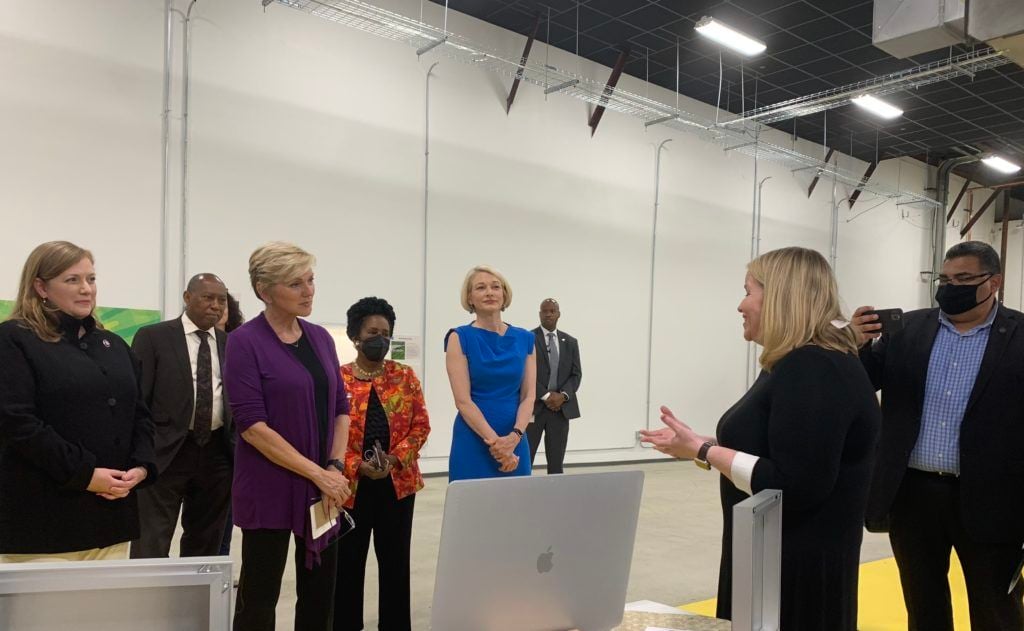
[430,0,1024,191]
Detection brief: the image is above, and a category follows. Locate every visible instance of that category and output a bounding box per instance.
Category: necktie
[547,332,559,391]
[193,330,213,446]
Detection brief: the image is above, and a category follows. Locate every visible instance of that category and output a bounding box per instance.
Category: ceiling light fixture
[694,16,766,56]
[982,154,1022,174]
[850,94,903,119]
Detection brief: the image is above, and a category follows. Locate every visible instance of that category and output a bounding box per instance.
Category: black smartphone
[865,308,904,335]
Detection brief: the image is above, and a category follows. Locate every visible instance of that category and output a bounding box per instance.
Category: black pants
[131,430,232,558]
[234,528,338,631]
[526,409,569,474]
[334,476,416,631]
[219,504,233,556]
[889,469,1024,631]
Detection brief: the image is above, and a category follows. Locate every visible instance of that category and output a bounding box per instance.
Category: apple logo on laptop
[536,546,554,574]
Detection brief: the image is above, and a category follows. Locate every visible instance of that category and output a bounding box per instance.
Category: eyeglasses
[934,272,993,286]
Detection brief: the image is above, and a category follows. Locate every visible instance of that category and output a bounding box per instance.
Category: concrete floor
[180,460,893,630]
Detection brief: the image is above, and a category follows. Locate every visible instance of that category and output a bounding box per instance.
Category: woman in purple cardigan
[224,242,352,631]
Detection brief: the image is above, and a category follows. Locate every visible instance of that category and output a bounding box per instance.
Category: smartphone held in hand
[865,308,904,336]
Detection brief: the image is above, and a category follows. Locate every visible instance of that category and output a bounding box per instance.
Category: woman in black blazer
[642,247,880,630]
[0,241,157,561]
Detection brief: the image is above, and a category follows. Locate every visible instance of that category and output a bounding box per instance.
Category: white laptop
[430,470,645,631]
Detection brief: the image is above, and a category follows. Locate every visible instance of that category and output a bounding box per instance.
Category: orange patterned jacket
[341,360,430,507]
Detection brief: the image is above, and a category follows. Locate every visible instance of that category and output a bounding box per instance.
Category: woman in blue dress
[445,265,536,482]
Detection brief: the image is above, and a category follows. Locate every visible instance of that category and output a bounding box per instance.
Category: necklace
[274,327,302,348]
[353,362,385,380]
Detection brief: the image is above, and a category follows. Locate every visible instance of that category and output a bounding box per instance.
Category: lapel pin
[102,339,111,348]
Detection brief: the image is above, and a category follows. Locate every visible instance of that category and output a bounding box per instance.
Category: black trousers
[234,528,338,631]
[219,504,234,556]
[131,429,232,558]
[889,469,1024,631]
[526,408,569,474]
[334,476,416,631]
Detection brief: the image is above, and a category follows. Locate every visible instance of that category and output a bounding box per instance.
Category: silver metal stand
[0,556,232,631]
[731,489,782,631]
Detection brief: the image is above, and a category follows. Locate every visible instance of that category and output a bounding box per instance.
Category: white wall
[0,1,165,311]
[2,0,1007,472]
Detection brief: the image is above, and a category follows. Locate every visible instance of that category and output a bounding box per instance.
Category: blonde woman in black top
[0,241,157,561]
[642,247,880,631]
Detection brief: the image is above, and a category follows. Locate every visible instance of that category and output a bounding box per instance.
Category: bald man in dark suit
[527,299,582,474]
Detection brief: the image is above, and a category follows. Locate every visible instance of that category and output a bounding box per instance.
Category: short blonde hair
[748,247,858,371]
[460,265,513,313]
[9,241,97,342]
[248,242,316,303]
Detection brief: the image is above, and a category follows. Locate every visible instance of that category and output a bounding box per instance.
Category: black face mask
[935,277,992,316]
[360,335,390,362]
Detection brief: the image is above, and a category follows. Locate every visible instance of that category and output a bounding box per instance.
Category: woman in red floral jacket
[334,297,430,631]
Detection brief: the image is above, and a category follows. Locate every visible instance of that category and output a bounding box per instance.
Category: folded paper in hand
[310,499,340,539]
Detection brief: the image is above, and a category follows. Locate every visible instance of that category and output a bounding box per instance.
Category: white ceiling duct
[969,0,1024,67]
[873,0,965,59]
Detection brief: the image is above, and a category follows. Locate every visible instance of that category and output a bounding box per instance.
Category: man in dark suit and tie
[853,241,1024,631]
[527,298,582,474]
[130,273,234,558]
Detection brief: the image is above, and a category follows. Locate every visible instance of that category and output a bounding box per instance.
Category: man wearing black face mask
[851,241,1024,631]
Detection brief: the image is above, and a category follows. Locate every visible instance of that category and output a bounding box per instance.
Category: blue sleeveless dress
[445,323,534,482]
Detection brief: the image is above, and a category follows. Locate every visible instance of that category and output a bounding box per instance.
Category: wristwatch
[510,428,524,439]
[694,441,716,471]
[327,458,345,472]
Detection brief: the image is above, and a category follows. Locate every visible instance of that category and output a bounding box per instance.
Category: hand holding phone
[864,308,904,336]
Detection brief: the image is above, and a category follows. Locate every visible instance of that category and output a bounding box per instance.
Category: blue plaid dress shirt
[908,305,998,475]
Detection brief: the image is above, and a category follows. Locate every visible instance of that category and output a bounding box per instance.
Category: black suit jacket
[131,317,234,474]
[860,304,1024,544]
[533,328,582,420]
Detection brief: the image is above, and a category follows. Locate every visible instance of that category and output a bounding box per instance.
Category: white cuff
[730,452,760,496]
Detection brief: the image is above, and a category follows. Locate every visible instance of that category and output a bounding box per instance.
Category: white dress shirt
[730,452,760,496]
[180,313,224,431]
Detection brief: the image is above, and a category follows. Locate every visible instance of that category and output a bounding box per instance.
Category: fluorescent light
[982,155,1022,174]
[694,16,766,56]
[850,94,903,119]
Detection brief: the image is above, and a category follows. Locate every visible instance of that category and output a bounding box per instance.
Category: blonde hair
[248,242,316,303]
[748,247,858,371]
[9,241,96,342]
[460,265,513,313]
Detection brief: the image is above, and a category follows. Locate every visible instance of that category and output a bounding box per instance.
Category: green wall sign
[0,300,161,345]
